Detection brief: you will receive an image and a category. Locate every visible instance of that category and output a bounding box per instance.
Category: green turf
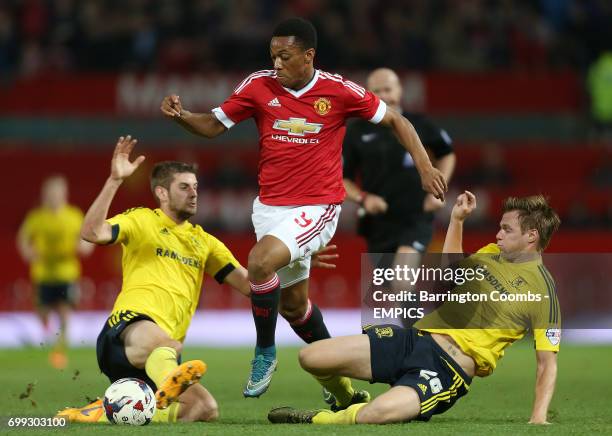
[1,342,610,435]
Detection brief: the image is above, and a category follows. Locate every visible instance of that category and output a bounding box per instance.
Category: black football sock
[250,274,281,350]
[289,300,331,344]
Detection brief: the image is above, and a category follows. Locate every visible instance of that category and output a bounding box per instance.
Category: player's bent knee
[161,339,182,355]
[196,389,219,422]
[185,400,218,422]
[178,385,219,422]
[298,345,320,373]
[144,337,182,357]
[199,402,219,422]
[247,249,276,280]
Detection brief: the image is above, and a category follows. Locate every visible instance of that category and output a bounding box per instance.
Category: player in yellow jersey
[56,135,249,423]
[17,175,94,369]
[57,135,338,424]
[269,191,561,425]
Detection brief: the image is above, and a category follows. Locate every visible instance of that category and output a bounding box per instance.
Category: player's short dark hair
[502,195,561,251]
[272,17,317,50]
[150,161,197,200]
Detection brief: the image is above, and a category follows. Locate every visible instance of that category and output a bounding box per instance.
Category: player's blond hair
[502,195,560,251]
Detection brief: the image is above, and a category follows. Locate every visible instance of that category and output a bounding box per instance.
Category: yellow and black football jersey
[106,207,241,342]
[18,205,84,284]
[417,243,560,377]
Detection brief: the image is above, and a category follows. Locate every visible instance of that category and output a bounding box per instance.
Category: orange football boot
[56,398,106,423]
[155,360,207,409]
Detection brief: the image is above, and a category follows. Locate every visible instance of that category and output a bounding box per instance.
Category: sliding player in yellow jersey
[269,191,561,425]
[17,175,94,369]
[57,136,244,423]
[57,136,337,424]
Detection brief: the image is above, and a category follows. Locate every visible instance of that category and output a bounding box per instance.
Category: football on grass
[103,378,156,425]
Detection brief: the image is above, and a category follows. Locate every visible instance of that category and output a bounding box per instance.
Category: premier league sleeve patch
[545,328,561,346]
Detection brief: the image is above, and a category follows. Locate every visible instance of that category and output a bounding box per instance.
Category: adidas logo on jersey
[268,97,281,107]
[160,228,170,235]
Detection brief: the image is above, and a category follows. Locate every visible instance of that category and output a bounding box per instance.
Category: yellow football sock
[314,375,354,407]
[312,403,366,425]
[145,346,178,387]
[152,403,180,423]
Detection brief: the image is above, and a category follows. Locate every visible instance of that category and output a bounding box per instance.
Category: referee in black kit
[343,68,456,259]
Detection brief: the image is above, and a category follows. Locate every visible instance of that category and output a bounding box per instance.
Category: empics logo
[273,117,323,136]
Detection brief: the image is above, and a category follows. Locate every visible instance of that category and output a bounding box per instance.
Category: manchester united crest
[313,97,332,115]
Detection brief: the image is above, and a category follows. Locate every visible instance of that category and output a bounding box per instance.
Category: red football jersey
[212,69,386,206]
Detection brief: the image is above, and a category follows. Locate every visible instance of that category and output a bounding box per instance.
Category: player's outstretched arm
[443,191,476,253]
[529,350,557,425]
[81,136,145,244]
[160,95,226,139]
[223,266,251,297]
[379,107,447,201]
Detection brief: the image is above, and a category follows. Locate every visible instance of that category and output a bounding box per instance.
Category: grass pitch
[1,342,611,435]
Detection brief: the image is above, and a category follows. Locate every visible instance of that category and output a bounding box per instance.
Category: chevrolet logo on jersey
[273,117,323,136]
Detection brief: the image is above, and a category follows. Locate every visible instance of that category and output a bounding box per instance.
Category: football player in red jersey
[161,17,447,401]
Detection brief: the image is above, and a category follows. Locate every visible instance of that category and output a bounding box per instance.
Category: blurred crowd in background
[2,0,612,77]
[1,1,610,313]
[0,0,610,233]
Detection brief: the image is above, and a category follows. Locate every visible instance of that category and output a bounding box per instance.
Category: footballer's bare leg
[299,335,373,410]
[355,386,420,423]
[37,304,50,334]
[55,302,71,348]
[244,235,290,397]
[248,235,292,282]
[48,302,71,369]
[273,337,420,425]
[121,320,183,368]
[268,336,375,424]
[299,335,372,380]
[121,320,206,409]
[177,384,219,422]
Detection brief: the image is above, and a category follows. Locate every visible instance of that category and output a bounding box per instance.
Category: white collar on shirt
[282,69,320,98]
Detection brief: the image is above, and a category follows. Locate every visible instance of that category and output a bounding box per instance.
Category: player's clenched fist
[451,190,477,222]
[160,94,183,117]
